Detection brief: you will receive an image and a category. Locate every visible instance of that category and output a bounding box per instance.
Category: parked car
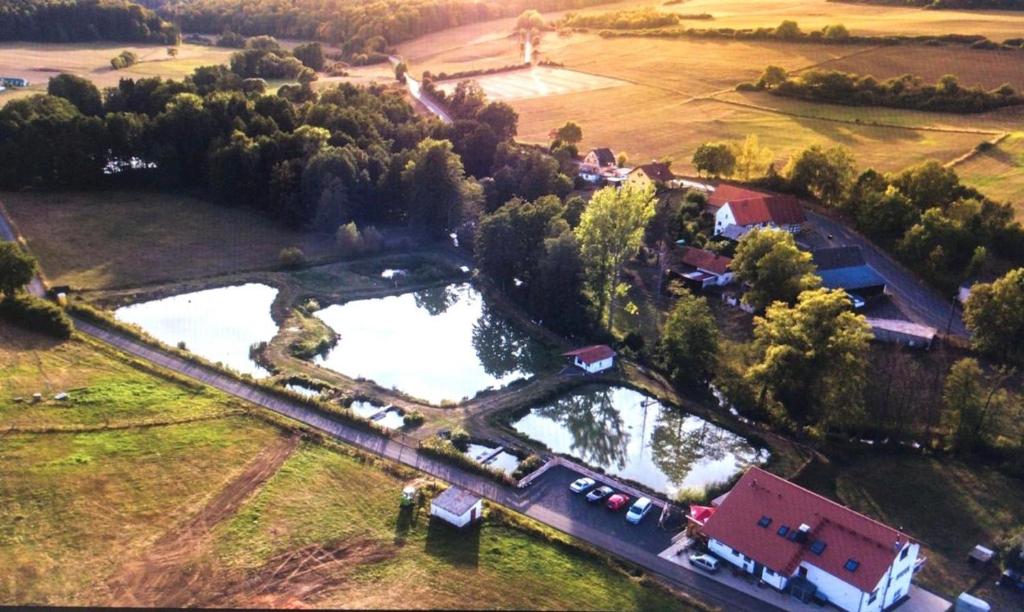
[606,493,630,511]
[569,477,595,493]
[688,553,720,573]
[625,497,653,524]
[586,485,614,503]
[847,292,866,310]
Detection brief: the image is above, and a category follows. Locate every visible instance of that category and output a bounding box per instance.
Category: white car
[569,477,596,493]
[688,553,720,573]
[625,497,653,524]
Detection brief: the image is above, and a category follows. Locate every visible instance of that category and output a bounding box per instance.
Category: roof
[819,267,886,292]
[708,184,766,208]
[726,195,806,226]
[866,318,937,340]
[719,225,750,241]
[562,344,616,364]
[679,246,732,275]
[702,467,914,594]
[631,162,676,183]
[589,148,616,166]
[432,486,481,516]
[813,247,866,271]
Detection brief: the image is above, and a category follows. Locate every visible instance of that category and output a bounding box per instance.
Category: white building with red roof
[701,467,923,611]
[562,345,616,374]
[709,185,806,238]
[668,246,734,290]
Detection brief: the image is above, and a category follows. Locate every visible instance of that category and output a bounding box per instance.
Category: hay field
[0,42,234,97]
[956,132,1024,212]
[817,45,1024,91]
[437,66,627,101]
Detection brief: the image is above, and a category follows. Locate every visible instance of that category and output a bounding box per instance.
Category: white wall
[430,499,482,528]
[799,561,872,612]
[761,566,788,590]
[576,356,614,373]
[708,538,756,574]
[714,206,736,235]
[880,542,919,608]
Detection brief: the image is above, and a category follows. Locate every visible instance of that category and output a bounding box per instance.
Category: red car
[606,493,630,511]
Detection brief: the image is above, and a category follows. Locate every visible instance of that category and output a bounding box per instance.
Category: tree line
[747,66,1023,114]
[0,0,178,44]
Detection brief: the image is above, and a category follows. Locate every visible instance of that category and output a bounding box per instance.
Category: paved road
[803,209,967,336]
[405,74,453,124]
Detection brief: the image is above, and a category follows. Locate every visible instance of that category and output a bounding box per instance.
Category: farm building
[1,77,30,88]
[625,162,677,191]
[563,345,616,374]
[430,487,483,528]
[812,247,886,299]
[711,186,805,237]
[579,147,617,182]
[666,246,733,290]
[702,467,923,612]
[867,318,936,349]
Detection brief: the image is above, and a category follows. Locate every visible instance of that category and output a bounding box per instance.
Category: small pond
[313,283,552,404]
[115,283,279,378]
[464,442,521,475]
[349,401,405,430]
[285,383,321,398]
[511,385,768,497]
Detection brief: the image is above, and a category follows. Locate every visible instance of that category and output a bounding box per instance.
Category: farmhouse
[702,467,922,611]
[666,246,733,290]
[579,147,617,182]
[563,345,616,374]
[625,162,677,191]
[812,247,886,300]
[711,186,805,237]
[430,487,483,528]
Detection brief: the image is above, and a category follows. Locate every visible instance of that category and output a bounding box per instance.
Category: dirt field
[2,191,337,290]
[437,66,627,101]
[0,42,234,99]
[956,131,1024,213]
[817,45,1024,91]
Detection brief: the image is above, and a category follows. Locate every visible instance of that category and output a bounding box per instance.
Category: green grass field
[957,132,1024,215]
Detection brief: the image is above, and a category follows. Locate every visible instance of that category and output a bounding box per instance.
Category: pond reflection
[512,385,768,497]
[314,283,552,403]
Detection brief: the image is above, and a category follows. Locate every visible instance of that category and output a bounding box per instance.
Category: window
[777,525,790,537]
[845,558,860,572]
[900,547,909,560]
[757,515,772,528]
[809,540,827,556]
[868,589,878,603]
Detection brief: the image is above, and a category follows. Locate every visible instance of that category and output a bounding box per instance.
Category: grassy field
[797,452,1024,607]
[957,131,1024,212]
[437,66,627,102]
[2,191,337,290]
[0,42,234,101]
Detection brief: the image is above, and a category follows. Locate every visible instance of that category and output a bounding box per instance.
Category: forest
[0,0,178,43]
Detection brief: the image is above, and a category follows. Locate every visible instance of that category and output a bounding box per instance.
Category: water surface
[314,283,551,403]
[115,283,278,378]
[512,385,767,497]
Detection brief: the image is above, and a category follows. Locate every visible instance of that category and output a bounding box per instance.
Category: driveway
[801,209,967,337]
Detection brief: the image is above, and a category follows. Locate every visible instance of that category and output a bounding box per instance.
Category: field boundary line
[946,131,1012,168]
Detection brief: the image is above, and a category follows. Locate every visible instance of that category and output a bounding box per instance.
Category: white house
[430,486,483,528]
[563,345,616,374]
[702,467,923,611]
[709,185,806,237]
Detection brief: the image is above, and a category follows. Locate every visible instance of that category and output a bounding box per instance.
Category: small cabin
[563,345,616,374]
[430,486,483,528]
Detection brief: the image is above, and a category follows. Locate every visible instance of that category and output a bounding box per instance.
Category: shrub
[279,246,306,268]
[0,296,73,339]
[403,410,425,427]
[110,50,138,70]
[450,427,470,451]
[512,454,544,480]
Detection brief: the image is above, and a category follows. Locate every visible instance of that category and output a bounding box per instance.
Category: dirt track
[107,433,299,607]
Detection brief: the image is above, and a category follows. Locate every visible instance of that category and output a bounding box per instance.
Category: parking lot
[520,464,677,553]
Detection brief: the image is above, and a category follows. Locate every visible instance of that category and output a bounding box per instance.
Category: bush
[512,454,544,480]
[110,50,138,70]
[403,410,425,427]
[279,246,306,268]
[0,296,73,339]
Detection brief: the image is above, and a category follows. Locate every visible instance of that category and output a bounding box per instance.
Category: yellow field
[818,45,1024,91]
[437,66,627,101]
[0,42,234,100]
[956,132,1024,211]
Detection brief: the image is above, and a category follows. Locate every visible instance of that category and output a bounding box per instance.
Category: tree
[477,102,518,141]
[395,62,408,82]
[554,121,583,146]
[293,42,325,71]
[0,242,36,299]
[530,229,592,335]
[517,9,545,32]
[575,184,656,328]
[731,228,820,312]
[785,144,856,207]
[402,138,481,237]
[167,46,179,58]
[964,268,1024,366]
[889,160,964,211]
[747,288,872,429]
[941,358,1009,454]
[854,186,919,246]
[659,292,719,388]
[730,134,773,181]
[757,65,788,89]
[691,143,736,178]
[822,24,850,40]
[775,20,802,39]
[47,73,103,117]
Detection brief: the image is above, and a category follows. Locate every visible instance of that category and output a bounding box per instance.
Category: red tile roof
[708,184,766,208]
[562,345,616,365]
[702,467,914,594]
[632,162,676,183]
[727,195,806,226]
[680,246,732,275]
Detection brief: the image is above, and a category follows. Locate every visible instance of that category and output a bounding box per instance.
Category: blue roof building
[812,247,886,298]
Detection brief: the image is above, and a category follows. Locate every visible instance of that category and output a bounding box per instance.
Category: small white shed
[563,345,616,374]
[430,487,483,528]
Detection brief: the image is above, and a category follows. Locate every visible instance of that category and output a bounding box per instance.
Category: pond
[285,382,321,398]
[511,385,768,497]
[115,283,279,378]
[464,442,521,475]
[349,401,405,430]
[313,283,552,404]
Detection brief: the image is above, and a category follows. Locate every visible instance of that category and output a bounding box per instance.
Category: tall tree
[659,292,719,388]
[730,134,773,181]
[531,229,592,335]
[964,268,1024,366]
[554,121,583,146]
[785,144,855,207]
[941,358,1010,454]
[575,184,656,328]
[47,73,103,117]
[402,138,481,237]
[731,227,820,312]
[0,242,36,299]
[691,142,735,178]
[747,288,872,430]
